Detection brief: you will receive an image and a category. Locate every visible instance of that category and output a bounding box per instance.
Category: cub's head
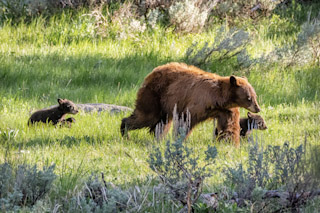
[229,76,261,113]
[247,112,267,130]
[58,98,79,114]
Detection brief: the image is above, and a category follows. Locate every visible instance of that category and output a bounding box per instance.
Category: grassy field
[0,4,320,212]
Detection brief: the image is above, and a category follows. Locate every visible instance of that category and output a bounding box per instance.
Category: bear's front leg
[215,108,240,147]
[59,117,76,128]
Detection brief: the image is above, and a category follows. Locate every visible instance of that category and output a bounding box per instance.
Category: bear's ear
[247,112,253,118]
[241,76,248,80]
[230,76,237,86]
[58,98,64,105]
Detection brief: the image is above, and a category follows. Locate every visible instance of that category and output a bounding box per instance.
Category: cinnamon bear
[121,62,260,142]
[28,98,78,126]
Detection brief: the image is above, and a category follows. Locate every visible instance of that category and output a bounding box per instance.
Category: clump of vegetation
[185,26,250,66]
[222,140,320,212]
[61,173,162,212]
[83,1,148,39]
[0,162,56,211]
[148,112,218,212]
[213,0,280,21]
[62,174,129,212]
[168,0,218,33]
[0,0,49,22]
[256,12,320,67]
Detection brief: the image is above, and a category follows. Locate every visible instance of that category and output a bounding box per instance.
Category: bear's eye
[247,97,251,101]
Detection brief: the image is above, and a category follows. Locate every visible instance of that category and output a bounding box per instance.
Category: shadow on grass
[4,135,105,149]
[0,51,175,104]
[0,49,319,107]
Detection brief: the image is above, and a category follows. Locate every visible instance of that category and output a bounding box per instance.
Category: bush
[0,0,62,22]
[213,0,280,22]
[62,173,159,212]
[0,162,56,211]
[168,0,218,33]
[245,13,320,67]
[148,111,218,212]
[0,0,112,23]
[185,26,250,66]
[223,140,320,212]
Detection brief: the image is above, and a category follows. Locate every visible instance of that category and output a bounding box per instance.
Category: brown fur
[215,111,267,144]
[239,112,267,137]
[60,117,76,128]
[121,62,261,142]
[215,108,241,146]
[28,99,78,126]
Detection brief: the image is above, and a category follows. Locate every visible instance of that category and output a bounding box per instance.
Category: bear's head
[229,76,261,113]
[58,98,79,114]
[247,112,267,130]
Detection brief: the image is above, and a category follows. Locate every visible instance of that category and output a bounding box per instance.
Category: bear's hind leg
[120,111,161,137]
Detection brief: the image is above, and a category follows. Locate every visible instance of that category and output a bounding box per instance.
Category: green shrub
[223,140,320,212]
[148,113,218,212]
[185,26,250,66]
[61,174,157,212]
[168,0,217,33]
[0,162,56,211]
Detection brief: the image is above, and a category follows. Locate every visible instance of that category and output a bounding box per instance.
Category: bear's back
[143,62,222,91]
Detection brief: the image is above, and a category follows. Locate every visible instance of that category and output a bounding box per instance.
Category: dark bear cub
[28,98,78,126]
[240,112,267,137]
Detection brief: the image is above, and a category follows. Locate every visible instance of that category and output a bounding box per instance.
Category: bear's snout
[71,109,79,114]
[248,104,260,113]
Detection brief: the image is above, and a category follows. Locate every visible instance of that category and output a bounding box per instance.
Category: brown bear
[28,98,78,126]
[214,110,267,144]
[120,62,261,141]
[239,112,267,137]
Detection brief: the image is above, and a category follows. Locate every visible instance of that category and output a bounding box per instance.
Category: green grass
[0,5,320,212]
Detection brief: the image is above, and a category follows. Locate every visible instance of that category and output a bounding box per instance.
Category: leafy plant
[213,0,281,22]
[251,12,320,67]
[168,0,218,33]
[0,162,56,211]
[223,140,320,212]
[185,26,250,66]
[148,112,218,213]
[62,173,159,212]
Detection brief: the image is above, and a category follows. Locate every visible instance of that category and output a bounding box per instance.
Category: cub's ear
[230,75,237,86]
[247,112,253,118]
[58,98,64,104]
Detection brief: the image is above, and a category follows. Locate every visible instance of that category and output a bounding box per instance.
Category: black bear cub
[239,112,267,137]
[28,98,78,126]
